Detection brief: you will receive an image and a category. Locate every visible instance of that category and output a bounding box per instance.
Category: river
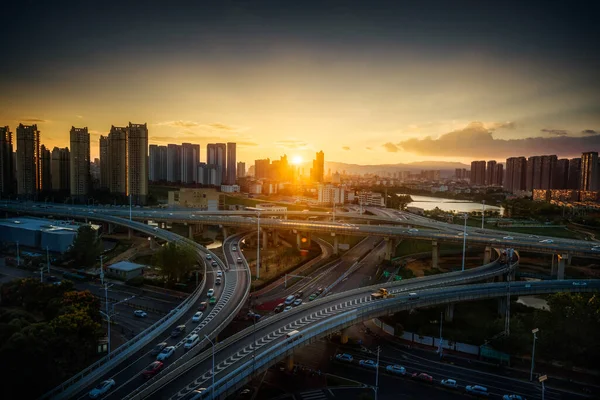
[400,194,504,214]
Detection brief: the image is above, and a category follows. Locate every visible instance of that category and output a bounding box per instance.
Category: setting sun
[291,155,303,165]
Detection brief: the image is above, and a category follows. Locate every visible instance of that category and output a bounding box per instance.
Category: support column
[273,230,279,246]
[432,240,440,269]
[484,246,492,265]
[557,253,567,280]
[108,223,115,234]
[340,328,349,344]
[497,297,507,317]
[307,232,312,247]
[445,303,455,322]
[262,229,268,250]
[332,233,339,255]
[128,228,133,239]
[285,354,294,371]
[384,237,395,261]
[189,225,194,240]
[222,227,228,241]
[296,232,301,248]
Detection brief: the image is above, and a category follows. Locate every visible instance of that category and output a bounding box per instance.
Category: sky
[1,0,599,165]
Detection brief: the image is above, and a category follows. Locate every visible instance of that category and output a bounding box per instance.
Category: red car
[198,302,208,311]
[142,361,164,378]
[412,372,433,383]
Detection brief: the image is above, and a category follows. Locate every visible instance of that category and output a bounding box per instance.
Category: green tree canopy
[153,242,198,282]
[67,225,103,267]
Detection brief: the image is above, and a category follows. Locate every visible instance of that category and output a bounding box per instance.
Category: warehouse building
[0,217,90,253]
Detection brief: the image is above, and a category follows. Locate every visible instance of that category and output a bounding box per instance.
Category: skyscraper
[215,143,226,183]
[127,122,148,205]
[51,147,70,192]
[0,126,15,195]
[40,145,52,192]
[495,164,504,186]
[69,126,90,200]
[181,143,199,184]
[108,126,128,196]
[526,156,542,192]
[226,142,236,184]
[504,156,527,193]
[470,161,486,185]
[99,135,109,189]
[237,161,246,178]
[16,124,40,197]
[568,158,581,189]
[552,159,569,189]
[254,158,270,179]
[149,144,168,182]
[580,152,599,191]
[311,151,325,183]
[486,160,497,185]
[167,144,182,182]
[540,155,557,189]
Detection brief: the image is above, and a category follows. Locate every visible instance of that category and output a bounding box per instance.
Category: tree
[67,225,103,267]
[153,242,198,282]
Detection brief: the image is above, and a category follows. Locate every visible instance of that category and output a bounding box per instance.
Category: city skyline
[1,2,599,165]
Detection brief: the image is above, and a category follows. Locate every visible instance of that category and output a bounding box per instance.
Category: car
[572,282,587,286]
[385,364,406,375]
[181,388,208,400]
[211,261,218,267]
[540,239,554,243]
[237,257,243,264]
[232,246,237,251]
[142,361,164,378]
[295,290,304,298]
[134,310,147,318]
[457,232,468,236]
[293,298,303,307]
[528,235,539,239]
[184,334,200,350]
[315,287,324,295]
[284,295,296,305]
[441,378,458,388]
[359,359,378,369]
[283,305,292,312]
[150,342,168,356]
[216,271,223,277]
[209,296,217,305]
[192,312,203,322]
[466,385,489,397]
[408,228,419,233]
[247,312,261,320]
[88,379,116,398]
[335,353,353,362]
[215,277,222,285]
[502,396,524,400]
[207,288,214,297]
[525,284,531,288]
[206,254,212,260]
[503,236,514,240]
[156,346,175,361]
[412,372,433,383]
[308,294,317,301]
[198,302,208,311]
[592,246,600,251]
[274,303,285,313]
[170,325,186,338]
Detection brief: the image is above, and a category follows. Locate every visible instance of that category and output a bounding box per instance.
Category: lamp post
[100,292,135,356]
[481,200,485,229]
[100,255,105,285]
[374,346,380,400]
[505,248,513,336]
[46,246,50,273]
[530,328,539,381]
[438,311,444,359]
[256,211,260,280]
[129,194,132,221]
[461,213,467,271]
[16,241,20,266]
[205,335,216,399]
[539,374,547,400]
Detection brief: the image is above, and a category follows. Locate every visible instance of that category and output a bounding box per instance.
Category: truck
[371,288,390,299]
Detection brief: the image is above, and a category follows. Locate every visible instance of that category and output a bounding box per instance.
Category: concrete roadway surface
[71,234,248,400]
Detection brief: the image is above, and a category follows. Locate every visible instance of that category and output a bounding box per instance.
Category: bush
[125,276,144,287]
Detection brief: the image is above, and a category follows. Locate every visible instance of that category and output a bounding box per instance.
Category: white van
[184,334,200,350]
[286,330,302,343]
[408,292,419,300]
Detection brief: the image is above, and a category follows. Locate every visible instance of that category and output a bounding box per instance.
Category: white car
[592,246,600,251]
[207,288,214,297]
[156,346,175,361]
[283,306,293,312]
[466,385,489,397]
[232,246,237,251]
[502,395,524,400]
[134,310,147,318]
[441,378,457,388]
[216,271,223,277]
[192,311,203,322]
[539,239,553,243]
[88,379,116,398]
[457,232,468,236]
[408,228,419,233]
[386,364,406,375]
[503,236,514,240]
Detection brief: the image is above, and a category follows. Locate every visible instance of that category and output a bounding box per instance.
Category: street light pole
[16,241,20,266]
[129,194,132,221]
[46,246,50,273]
[461,213,467,271]
[100,255,104,285]
[375,346,380,400]
[438,311,444,359]
[482,200,485,229]
[205,335,216,399]
[530,328,539,381]
[256,212,260,280]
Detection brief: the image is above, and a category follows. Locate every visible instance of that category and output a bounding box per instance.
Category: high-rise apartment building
[16,124,40,197]
[149,144,168,182]
[99,135,109,189]
[0,126,15,195]
[181,143,199,184]
[494,164,504,186]
[504,156,527,193]
[127,122,148,205]
[108,126,128,196]
[486,160,497,185]
[568,158,581,189]
[311,151,325,183]
[552,159,569,190]
[237,162,246,178]
[226,142,236,184]
[526,156,541,192]
[51,147,70,192]
[580,152,599,191]
[540,155,557,189]
[40,145,52,192]
[214,143,227,183]
[254,158,270,179]
[69,126,90,199]
[167,144,182,182]
[197,163,222,186]
[470,161,486,185]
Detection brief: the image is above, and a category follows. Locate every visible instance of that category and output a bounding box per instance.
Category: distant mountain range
[316,161,471,177]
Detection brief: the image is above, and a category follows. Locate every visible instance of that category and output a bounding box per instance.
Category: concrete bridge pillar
[497,297,507,317]
[307,232,312,247]
[108,223,115,234]
[285,354,294,371]
[484,246,492,265]
[189,225,194,240]
[557,253,568,280]
[384,237,396,261]
[128,228,133,239]
[332,233,339,255]
[432,240,440,269]
[222,227,228,241]
[445,303,455,322]
[273,230,279,246]
[262,229,268,250]
[296,232,301,248]
[340,328,349,344]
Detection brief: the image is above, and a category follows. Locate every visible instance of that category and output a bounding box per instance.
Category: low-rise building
[0,217,90,253]
[106,261,145,280]
[167,188,223,210]
[220,184,240,193]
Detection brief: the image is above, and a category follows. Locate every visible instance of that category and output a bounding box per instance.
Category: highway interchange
[1,201,599,399]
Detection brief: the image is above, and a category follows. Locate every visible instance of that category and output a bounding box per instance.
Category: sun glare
[291,155,303,165]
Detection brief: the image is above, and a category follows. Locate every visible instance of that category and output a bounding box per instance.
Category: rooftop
[108,261,145,272]
[0,217,82,235]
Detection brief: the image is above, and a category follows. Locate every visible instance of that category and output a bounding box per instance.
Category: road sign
[383,271,390,278]
[539,375,548,382]
[394,275,402,281]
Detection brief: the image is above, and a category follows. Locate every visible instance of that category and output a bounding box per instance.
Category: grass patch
[394,239,432,257]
